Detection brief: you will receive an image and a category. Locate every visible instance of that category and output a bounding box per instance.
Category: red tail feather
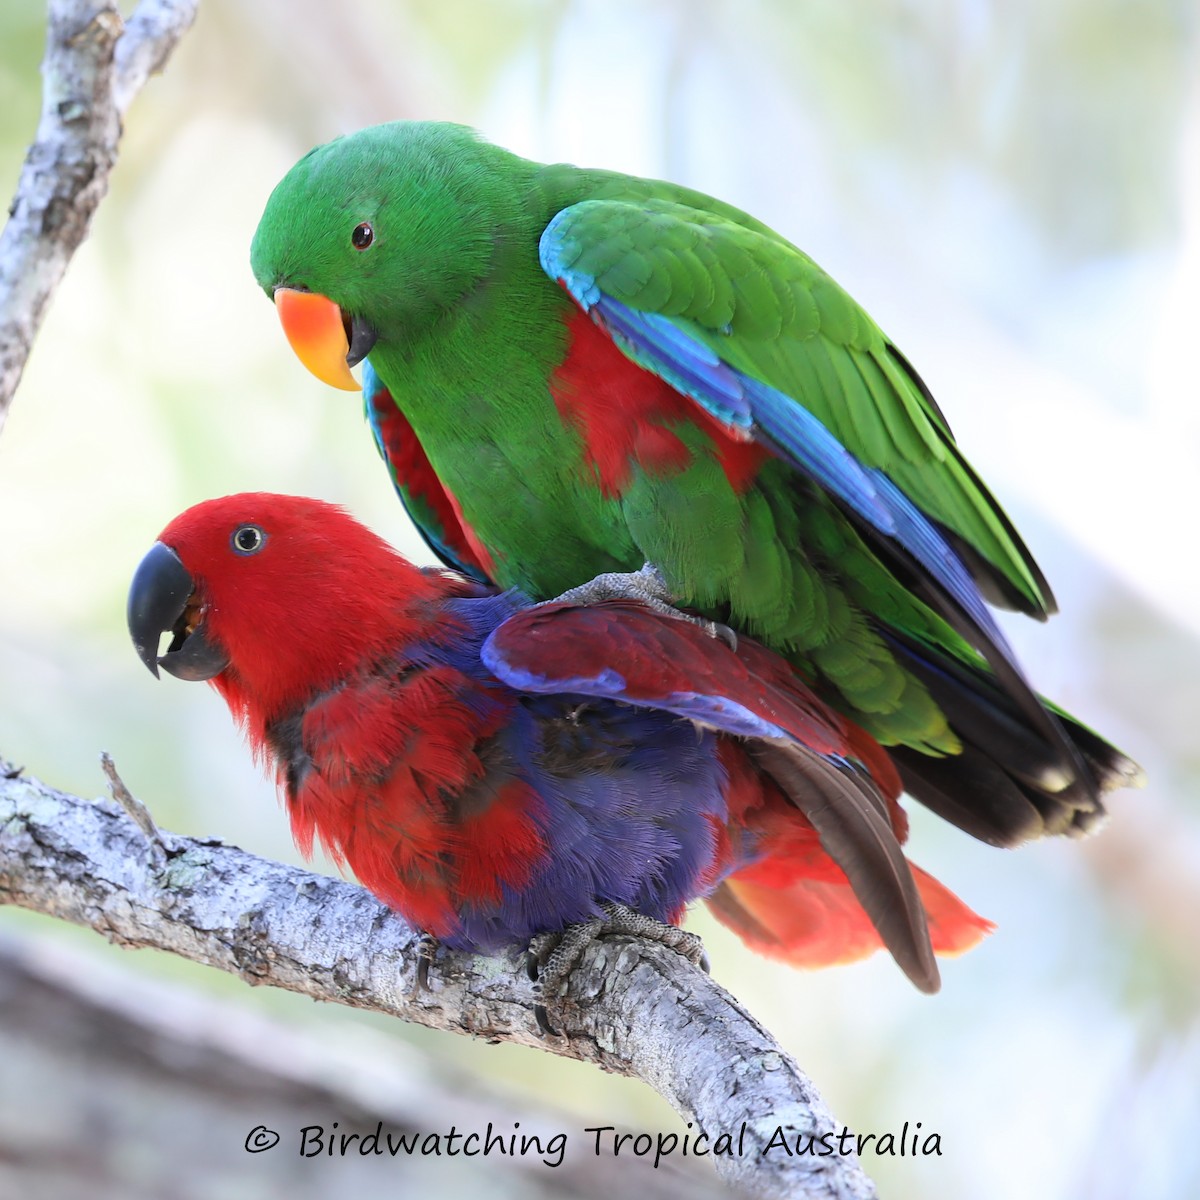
[707,861,993,970]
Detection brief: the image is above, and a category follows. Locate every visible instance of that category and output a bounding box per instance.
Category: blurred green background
[2,1,1198,1196]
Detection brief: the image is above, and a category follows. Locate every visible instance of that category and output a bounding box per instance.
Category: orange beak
[274,288,361,391]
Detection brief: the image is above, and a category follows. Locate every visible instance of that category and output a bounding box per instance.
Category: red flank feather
[550,308,769,497]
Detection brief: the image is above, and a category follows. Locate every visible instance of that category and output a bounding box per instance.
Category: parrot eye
[231,524,267,555]
[351,222,374,250]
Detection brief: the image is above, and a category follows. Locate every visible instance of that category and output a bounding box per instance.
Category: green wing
[539,194,1053,619]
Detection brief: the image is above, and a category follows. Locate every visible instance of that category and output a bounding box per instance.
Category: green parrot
[250,120,1142,850]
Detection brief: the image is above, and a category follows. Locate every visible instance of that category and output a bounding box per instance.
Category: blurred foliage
[749,0,1195,256]
[2,2,1198,1198]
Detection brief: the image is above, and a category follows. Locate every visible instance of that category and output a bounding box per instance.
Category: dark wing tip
[748,741,940,993]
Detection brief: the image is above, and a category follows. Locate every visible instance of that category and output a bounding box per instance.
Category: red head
[127,493,448,726]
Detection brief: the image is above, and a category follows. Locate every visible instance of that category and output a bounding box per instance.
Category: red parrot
[127,493,991,992]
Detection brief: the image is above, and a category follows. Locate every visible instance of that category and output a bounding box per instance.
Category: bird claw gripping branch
[526,903,710,1037]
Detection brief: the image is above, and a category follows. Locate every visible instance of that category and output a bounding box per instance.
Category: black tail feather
[892,746,1045,848]
[885,630,1142,845]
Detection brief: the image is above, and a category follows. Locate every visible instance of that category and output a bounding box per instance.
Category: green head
[250,121,532,387]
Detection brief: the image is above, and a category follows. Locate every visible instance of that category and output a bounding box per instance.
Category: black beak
[127,542,230,682]
[346,311,378,368]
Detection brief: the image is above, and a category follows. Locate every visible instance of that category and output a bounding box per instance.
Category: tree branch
[0,755,877,1200]
[0,0,199,429]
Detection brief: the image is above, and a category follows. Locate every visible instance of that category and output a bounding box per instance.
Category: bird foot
[527,902,709,1029]
[550,563,737,650]
[527,904,709,1037]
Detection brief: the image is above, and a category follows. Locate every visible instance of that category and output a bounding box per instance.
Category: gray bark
[0,0,199,429]
[0,757,877,1200]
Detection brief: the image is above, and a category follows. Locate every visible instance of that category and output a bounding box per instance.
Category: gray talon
[550,564,737,649]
